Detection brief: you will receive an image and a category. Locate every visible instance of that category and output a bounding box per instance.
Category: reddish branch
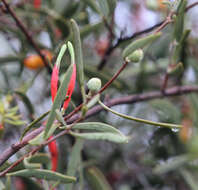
[1,0,198,177]
[1,85,198,175]
[1,0,51,73]
[97,1,198,70]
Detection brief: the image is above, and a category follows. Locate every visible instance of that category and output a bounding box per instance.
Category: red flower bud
[51,65,59,102]
[63,63,76,109]
[34,0,41,9]
[48,136,58,171]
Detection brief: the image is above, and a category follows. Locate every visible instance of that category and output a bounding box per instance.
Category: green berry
[87,78,102,92]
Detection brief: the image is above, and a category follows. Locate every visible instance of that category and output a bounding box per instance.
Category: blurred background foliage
[1,0,198,189]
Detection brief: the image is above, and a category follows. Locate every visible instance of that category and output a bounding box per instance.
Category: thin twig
[97,21,163,70]
[97,1,198,70]
[1,0,52,73]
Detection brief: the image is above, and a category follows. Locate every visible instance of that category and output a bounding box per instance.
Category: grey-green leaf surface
[174,0,187,42]
[14,90,34,115]
[70,131,128,143]
[107,0,116,15]
[85,0,101,14]
[86,166,112,190]
[7,169,76,184]
[29,124,58,145]
[122,32,161,58]
[21,111,50,141]
[65,138,84,190]
[70,19,86,103]
[97,0,110,18]
[72,122,123,135]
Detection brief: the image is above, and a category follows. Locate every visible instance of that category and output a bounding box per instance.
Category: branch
[1,0,52,73]
[97,1,198,70]
[0,85,198,170]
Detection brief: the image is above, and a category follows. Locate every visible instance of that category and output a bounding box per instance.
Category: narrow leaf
[97,0,110,18]
[180,169,198,190]
[29,124,58,145]
[70,19,86,103]
[23,156,41,169]
[72,122,123,135]
[99,100,181,129]
[174,0,187,42]
[85,0,101,14]
[69,131,128,143]
[153,155,189,174]
[122,32,162,58]
[86,166,112,190]
[0,180,5,190]
[14,91,34,115]
[107,0,116,15]
[21,110,50,141]
[65,139,84,190]
[7,169,76,184]
[83,22,103,36]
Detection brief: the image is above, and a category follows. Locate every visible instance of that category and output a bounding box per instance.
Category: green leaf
[0,180,5,190]
[55,109,67,126]
[70,19,86,104]
[65,139,84,190]
[44,63,74,138]
[180,169,198,190]
[87,94,100,109]
[7,169,76,184]
[174,0,187,42]
[72,122,123,134]
[97,0,110,18]
[99,100,181,129]
[69,131,128,143]
[122,32,162,58]
[27,153,50,165]
[29,124,58,145]
[86,166,112,190]
[173,29,190,63]
[80,22,103,39]
[153,155,189,174]
[84,0,101,14]
[23,156,41,169]
[0,154,50,173]
[107,0,116,15]
[20,111,50,141]
[14,91,34,115]
[4,119,26,126]
[5,176,11,190]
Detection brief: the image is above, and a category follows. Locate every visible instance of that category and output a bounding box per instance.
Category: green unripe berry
[87,78,102,92]
[126,49,144,63]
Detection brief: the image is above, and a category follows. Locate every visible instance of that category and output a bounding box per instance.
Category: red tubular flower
[49,61,76,171]
[51,63,76,109]
[51,65,59,102]
[48,136,58,171]
[33,0,41,9]
[63,63,76,109]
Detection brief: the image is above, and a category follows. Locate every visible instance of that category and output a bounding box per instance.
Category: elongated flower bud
[34,0,41,9]
[51,65,59,102]
[48,136,58,171]
[63,63,76,109]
